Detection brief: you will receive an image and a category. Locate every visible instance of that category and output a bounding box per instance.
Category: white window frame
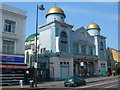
[3,19,16,34]
[2,39,16,54]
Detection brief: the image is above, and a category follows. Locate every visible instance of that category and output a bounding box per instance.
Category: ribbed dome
[25,33,39,42]
[86,23,101,30]
[46,7,66,18]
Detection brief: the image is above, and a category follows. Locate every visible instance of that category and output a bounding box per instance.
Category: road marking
[80,80,118,88]
[104,85,115,88]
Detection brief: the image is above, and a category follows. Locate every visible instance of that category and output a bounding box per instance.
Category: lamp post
[34,4,45,87]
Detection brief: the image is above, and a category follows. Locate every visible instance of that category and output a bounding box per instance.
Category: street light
[34,4,45,87]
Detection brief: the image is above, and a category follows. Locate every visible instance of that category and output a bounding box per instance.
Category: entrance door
[101,63,106,72]
[60,66,69,80]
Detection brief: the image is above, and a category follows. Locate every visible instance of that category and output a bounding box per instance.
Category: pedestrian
[112,70,116,76]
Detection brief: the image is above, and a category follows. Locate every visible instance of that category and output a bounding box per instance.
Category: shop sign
[0,64,28,69]
[1,56,24,62]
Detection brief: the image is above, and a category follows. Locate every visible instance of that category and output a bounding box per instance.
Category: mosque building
[25,6,107,81]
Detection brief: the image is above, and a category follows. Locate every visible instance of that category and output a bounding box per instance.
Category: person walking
[112,70,116,76]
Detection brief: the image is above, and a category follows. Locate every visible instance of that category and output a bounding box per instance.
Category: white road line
[104,85,115,88]
[80,80,118,88]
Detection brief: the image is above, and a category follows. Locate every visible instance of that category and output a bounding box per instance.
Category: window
[73,43,79,53]
[89,46,93,55]
[60,31,68,52]
[41,49,43,54]
[60,62,63,64]
[2,40,15,54]
[61,17,63,19]
[100,41,104,57]
[100,41,104,51]
[64,62,66,64]
[41,63,46,68]
[81,45,86,54]
[4,20,16,33]
[26,52,29,64]
[41,48,46,54]
[67,62,69,65]
[25,45,31,50]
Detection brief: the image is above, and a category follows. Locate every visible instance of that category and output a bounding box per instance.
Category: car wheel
[83,81,86,85]
[73,83,77,87]
[64,85,67,87]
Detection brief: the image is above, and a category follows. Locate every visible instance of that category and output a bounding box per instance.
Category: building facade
[25,6,108,81]
[0,4,27,85]
[108,48,120,67]
[106,47,115,74]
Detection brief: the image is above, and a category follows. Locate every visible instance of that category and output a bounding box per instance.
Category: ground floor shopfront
[28,54,108,81]
[49,56,108,81]
[73,59,107,76]
[0,54,28,86]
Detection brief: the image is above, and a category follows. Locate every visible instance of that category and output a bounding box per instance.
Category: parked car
[64,76,86,87]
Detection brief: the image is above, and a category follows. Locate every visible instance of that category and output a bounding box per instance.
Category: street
[38,78,120,90]
[79,78,119,88]
[1,76,119,90]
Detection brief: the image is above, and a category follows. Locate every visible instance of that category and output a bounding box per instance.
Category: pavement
[1,75,119,89]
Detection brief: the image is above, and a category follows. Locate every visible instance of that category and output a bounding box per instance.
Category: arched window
[60,31,68,52]
[100,41,104,57]
[26,51,29,64]
[100,41,103,51]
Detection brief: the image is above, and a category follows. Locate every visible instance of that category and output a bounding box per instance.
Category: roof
[86,23,101,30]
[25,33,39,42]
[46,7,66,18]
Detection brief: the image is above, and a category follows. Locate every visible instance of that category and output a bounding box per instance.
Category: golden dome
[86,23,101,30]
[46,7,66,18]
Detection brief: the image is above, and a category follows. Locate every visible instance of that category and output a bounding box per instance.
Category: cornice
[39,20,73,29]
[1,9,27,18]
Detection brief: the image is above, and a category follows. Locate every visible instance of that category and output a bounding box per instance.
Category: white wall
[39,28,52,52]
[1,4,27,55]
[50,56,73,80]
[0,4,2,53]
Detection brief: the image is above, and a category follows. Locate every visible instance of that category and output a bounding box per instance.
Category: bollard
[20,80,23,88]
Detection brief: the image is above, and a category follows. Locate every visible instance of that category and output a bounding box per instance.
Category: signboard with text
[0,56,24,62]
[0,64,28,69]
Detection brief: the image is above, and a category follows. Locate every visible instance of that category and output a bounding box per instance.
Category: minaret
[46,7,66,23]
[39,6,73,54]
[86,22,101,36]
[86,22,107,59]
[86,22,107,73]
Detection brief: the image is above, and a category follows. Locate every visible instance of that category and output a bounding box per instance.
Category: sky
[2,2,118,50]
